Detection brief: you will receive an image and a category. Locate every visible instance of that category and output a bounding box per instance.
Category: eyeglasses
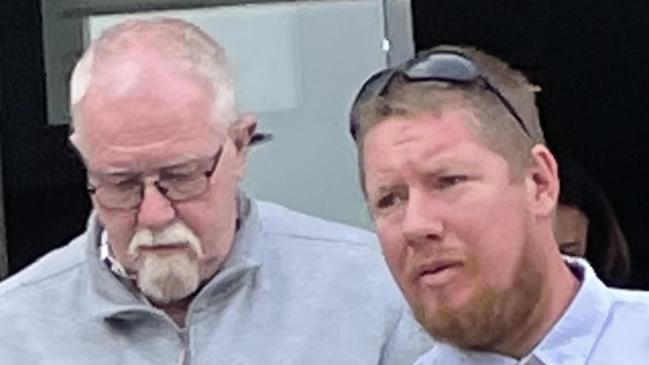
[87,145,224,210]
[349,50,531,140]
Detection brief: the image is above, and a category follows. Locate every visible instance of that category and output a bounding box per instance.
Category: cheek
[176,203,220,246]
[96,209,137,261]
[375,221,407,278]
[449,198,529,288]
[175,178,239,255]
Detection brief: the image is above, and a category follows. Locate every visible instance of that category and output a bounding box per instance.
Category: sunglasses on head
[349,50,531,141]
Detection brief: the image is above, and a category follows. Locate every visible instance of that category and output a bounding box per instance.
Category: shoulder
[0,233,87,299]
[596,287,649,341]
[607,287,649,314]
[588,287,649,361]
[252,199,403,303]
[570,257,649,319]
[255,200,379,253]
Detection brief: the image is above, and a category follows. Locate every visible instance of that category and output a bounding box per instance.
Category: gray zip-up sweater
[0,198,432,364]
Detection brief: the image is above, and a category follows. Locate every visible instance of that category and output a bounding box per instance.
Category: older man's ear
[229,113,258,179]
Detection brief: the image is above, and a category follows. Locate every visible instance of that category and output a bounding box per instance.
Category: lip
[138,243,189,255]
[414,259,463,287]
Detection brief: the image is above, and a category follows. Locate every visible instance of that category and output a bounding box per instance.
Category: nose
[402,189,445,244]
[136,180,176,230]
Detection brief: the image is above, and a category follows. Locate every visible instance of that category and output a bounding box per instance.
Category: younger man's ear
[527,144,560,218]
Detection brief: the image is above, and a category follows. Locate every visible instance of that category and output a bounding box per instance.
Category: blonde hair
[70,17,238,130]
[352,45,545,186]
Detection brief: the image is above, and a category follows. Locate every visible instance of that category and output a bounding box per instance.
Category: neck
[501,251,580,358]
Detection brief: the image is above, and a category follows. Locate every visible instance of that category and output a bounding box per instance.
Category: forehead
[363,108,484,164]
[361,108,513,188]
[74,54,223,171]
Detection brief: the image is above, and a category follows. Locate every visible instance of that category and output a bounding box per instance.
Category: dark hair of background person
[558,153,632,287]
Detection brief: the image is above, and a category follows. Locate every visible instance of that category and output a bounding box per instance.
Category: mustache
[408,243,466,261]
[406,247,467,277]
[127,222,203,258]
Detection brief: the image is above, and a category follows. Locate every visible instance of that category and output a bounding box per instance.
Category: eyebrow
[368,158,484,194]
[88,156,209,179]
[372,184,399,197]
[87,170,138,180]
[371,169,446,191]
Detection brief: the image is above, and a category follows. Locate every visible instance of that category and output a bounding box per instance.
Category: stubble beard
[414,237,546,353]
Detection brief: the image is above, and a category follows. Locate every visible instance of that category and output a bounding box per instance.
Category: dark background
[411,1,648,288]
[1,0,92,276]
[1,1,648,287]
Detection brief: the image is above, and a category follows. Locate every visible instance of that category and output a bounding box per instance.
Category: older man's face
[362,107,547,350]
[73,54,249,303]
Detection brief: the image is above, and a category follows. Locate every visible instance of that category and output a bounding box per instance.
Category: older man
[349,45,649,364]
[0,18,432,364]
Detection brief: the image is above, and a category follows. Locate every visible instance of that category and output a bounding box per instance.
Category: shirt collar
[99,231,132,279]
[530,256,613,364]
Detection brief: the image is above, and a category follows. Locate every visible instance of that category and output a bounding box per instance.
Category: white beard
[136,252,200,304]
[127,222,204,304]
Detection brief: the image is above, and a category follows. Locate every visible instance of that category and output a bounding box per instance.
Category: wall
[1,0,411,274]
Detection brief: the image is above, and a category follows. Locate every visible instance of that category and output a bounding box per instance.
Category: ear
[526,145,560,218]
[228,113,258,179]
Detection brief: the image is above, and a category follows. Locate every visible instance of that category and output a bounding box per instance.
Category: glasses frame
[87,145,224,210]
[349,50,532,140]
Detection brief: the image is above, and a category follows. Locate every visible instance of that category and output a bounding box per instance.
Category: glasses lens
[350,69,397,139]
[163,177,208,201]
[405,52,478,82]
[354,69,397,105]
[349,50,531,140]
[95,188,141,210]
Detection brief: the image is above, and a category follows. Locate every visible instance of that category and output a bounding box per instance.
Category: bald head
[70,18,238,152]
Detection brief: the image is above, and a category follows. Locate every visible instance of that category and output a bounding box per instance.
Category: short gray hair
[70,17,238,129]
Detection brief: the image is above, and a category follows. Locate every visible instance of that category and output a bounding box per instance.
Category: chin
[136,252,201,304]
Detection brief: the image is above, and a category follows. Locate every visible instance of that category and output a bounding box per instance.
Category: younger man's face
[362,107,547,350]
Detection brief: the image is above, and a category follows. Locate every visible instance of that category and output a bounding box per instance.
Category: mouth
[415,260,463,287]
[137,243,190,255]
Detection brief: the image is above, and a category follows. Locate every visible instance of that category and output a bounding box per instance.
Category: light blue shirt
[413,257,649,365]
[0,197,433,364]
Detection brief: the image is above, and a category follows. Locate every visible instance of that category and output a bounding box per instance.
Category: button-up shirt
[413,257,649,365]
[0,197,433,364]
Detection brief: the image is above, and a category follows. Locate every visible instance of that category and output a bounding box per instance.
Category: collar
[426,257,614,365]
[529,257,613,364]
[100,231,133,280]
[84,192,265,321]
